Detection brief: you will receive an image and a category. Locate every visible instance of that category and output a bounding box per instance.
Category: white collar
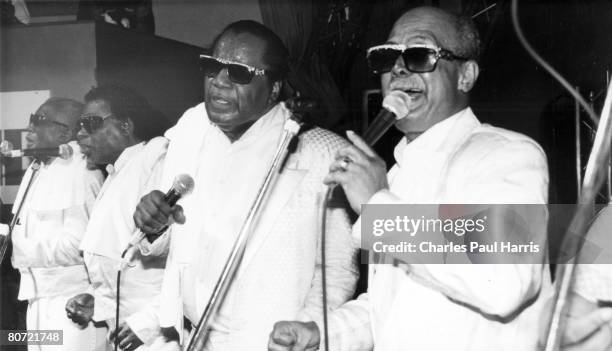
[393,107,479,166]
[209,103,285,145]
[106,142,145,175]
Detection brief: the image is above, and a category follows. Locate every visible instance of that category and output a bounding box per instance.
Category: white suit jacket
[79,138,168,336]
[326,107,550,351]
[142,102,358,350]
[10,141,104,300]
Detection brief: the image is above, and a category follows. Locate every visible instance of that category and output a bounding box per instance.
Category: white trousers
[27,294,107,351]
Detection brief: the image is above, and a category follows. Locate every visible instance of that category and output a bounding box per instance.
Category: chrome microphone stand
[0,159,41,266]
[544,81,612,351]
[186,112,303,351]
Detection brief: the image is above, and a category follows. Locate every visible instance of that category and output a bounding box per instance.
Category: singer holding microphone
[269,6,549,351]
[63,85,172,351]
[2,98,104,351]
[132,20,359,351]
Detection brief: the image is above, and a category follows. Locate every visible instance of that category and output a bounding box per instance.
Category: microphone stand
[543,81,612,351]
[186,113,303,351]
[0,159,41,267]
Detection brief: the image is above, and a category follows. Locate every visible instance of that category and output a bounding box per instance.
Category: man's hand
[562,308,612,350]
[268,321,320,351]
[109,322,144,351]
[323,131,389,214]
[133,190,185,237]
[65,293,94,328]
[541,292,612,351]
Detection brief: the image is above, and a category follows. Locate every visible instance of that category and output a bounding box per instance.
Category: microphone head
[0,140,14,155]
[58,144,73,160]
[382,90,412,120]
[172,174,195,197]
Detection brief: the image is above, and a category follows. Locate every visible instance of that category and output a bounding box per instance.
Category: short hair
[84,85,171,142]
[42,97,83,134]
[453,14,481,63]
[212,20,290,81]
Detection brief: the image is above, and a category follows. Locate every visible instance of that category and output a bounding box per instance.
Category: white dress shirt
[326,107,550,351]
[11,141,104,300]
[141,102,358,350]
[79,138,168,338]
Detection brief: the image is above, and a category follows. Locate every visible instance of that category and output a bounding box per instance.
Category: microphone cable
[318,92,411,350]
[320,188,332,351]
[112,173,192,351]
[511,0,599,126]
[113,245,132,351]
[512,1,611,350]
[115,265,122,351]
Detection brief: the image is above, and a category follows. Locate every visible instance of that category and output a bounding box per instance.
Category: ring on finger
[339,158,351,170]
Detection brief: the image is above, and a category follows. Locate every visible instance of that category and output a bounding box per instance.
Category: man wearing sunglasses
[269,6,549,351]
[7,98,105,350]
[63,85,172,351]
[132,20,358,351]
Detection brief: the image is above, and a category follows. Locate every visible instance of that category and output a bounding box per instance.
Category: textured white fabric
[147,102,358,351]
[78,138,168,345]
[326,108,550,351]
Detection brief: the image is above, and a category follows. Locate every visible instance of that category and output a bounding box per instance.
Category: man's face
[77,99,130,169]
[26,104,70,149]
[381,10,465,134]
[204,32,275,139]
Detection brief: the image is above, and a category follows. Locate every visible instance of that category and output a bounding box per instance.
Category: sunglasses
[199,54,269,84]
[366,44,469,74]
[29,113,69,129]
[79,114,114,134]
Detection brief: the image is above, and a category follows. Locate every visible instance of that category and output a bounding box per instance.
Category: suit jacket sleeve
[12,169,103,268]
[365,137,549,318]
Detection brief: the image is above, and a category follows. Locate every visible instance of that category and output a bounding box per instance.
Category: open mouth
[404,88,424,97]
[209,94,235,108]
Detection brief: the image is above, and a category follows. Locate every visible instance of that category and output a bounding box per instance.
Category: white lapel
[396,108,481,203]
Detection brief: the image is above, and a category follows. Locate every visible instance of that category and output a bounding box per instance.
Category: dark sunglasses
[199,54,269,84]
[29,113,69,129]
[79,114,114,134]
[366,44,469,74]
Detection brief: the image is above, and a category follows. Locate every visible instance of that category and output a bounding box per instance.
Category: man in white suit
[131,20,359,350]
[6,98,105,350]
[269,6,549,351]
[64,85,171,351]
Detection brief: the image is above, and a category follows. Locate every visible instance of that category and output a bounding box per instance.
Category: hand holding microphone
[133,174,195,239]
[323,90,412,214]
[361,89,413,144]
[123,175,194,268]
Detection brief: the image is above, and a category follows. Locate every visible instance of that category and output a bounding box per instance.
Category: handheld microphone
[1,141,73,160]
[161,173,195,207]
[327,90,412,208]
[363,90,413,144]
[121,174,195,267]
